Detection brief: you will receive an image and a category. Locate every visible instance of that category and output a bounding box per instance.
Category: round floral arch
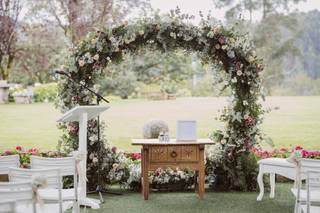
[57,14,265,191]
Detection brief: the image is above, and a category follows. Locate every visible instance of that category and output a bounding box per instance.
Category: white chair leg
[257,170,264,201]
[270,173,275,198]
[72,201,80,213]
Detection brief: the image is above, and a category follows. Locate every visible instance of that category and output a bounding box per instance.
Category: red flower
[235,61,242,70]
[218,36,226,44]
[301,149,308,157]
[261,150,270,159]
[131,153,141,160]
[4,150,12,155]
[16,145,22,151]
[244,116,254,126]
[292,146,304,152]
[27,148,38,155]
[111,146,117,153]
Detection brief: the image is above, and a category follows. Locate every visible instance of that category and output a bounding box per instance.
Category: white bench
[257,157,297,201]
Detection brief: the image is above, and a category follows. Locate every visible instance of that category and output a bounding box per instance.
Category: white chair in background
[0,200,17,213]
[0,155,20,176]
[0,181,35,213]
[291,159,320,213]
[8,167,71,213]
[300,171,320,213]
[30,156,79,212]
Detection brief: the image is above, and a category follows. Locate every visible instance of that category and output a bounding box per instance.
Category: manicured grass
[1,97,320,152]
[85,183,294,213]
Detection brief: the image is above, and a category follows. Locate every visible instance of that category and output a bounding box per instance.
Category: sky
[148,0,320,22]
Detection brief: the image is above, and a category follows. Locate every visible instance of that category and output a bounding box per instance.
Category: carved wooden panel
[168,146,181,161]
[150,146,167,162]
[181,145,198,161]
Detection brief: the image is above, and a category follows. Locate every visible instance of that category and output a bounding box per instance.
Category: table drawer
[150,145,198,162]
[150,146,168,162]
[181,145,198,161]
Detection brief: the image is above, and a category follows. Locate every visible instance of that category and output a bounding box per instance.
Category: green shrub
[33,83,58,102]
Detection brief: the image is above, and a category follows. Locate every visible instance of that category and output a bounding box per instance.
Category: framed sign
[176,120,197,141]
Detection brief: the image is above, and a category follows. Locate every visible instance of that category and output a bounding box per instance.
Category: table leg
[270,173,275,199]
[257,167,264,201]
[141,148,144,197]
[142,147,149,200]
[198,145,205,199]
[194,171,199,194]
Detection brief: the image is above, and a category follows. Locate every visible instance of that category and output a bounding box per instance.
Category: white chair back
[30,155,78,211]
[0,181,35,213]
[8,167,62,189]
[30,156,76,177]
[8,167,63,213]
[0,155,20,175]
[301,159,320,174]
[306,171,320,213]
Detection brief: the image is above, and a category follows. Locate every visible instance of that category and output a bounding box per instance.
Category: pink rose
[218,36,226,44]
[244,116,254,126]
[4,150,12,155]
[111,146,117,153]
[132,153,141,160]
[292,146,303,152]
[16,145,22,151]
[27,148,38,155]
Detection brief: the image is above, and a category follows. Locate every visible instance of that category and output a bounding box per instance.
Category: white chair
[30,156,79,212]
[8,167,70,213]
[0,155,20,175]
[291,159,320,213]
[0,181,35,213]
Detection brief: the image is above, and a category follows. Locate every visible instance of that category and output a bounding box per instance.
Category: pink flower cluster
[124,152,141,161]
[252,146,320,160]
[1,146,38,156]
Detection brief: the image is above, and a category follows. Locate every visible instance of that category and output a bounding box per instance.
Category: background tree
[0,0,21,80]
[212,0,305,21]
[10,23,66,85]
[27,0,151,45]
[98,49,200,98]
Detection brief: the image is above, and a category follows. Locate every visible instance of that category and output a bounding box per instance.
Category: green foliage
[57,12,265,191]
[33,83,58,102]
[98,49,196,98]
[99,70,138,99]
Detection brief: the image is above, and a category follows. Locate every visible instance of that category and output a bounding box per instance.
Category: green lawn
[85,183,294,213]
[1,96,320,152]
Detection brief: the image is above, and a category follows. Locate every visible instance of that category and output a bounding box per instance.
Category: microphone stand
[54,71,121,205]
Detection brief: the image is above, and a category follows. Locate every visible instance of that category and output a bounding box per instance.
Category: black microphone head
[55,70,70,76]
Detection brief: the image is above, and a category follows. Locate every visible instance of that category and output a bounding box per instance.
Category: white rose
[78,59,85,67]
[92,157,98,163]
[221,139,227,145]
[236,70,242,76]
[231,77,237,83]
[139,30,144,35]
[93,54,99,60]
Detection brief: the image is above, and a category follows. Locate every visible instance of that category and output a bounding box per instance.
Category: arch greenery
[57,12,266,191]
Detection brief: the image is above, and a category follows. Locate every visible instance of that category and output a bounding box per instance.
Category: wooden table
[132,138,213,200]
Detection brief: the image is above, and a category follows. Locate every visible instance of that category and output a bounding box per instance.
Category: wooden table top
[131,138,214,145]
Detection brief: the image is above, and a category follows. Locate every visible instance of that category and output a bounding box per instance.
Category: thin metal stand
[54,70,121,205]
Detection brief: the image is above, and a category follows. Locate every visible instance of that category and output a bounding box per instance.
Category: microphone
[54,70,70,76]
